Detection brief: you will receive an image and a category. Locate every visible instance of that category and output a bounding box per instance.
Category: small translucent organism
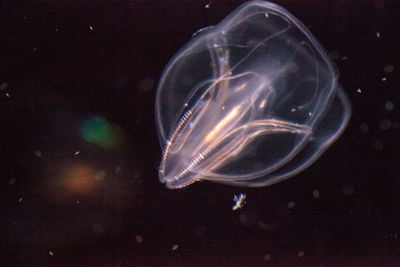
[232,193,247,211]
[155,1,351,189]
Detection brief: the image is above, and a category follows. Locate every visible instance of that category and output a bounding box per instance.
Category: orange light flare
[41,160,140,208]
[63,164,97,194]
[42,161,103,200]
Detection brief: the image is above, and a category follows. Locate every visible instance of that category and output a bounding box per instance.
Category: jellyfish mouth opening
[159,170,199,189]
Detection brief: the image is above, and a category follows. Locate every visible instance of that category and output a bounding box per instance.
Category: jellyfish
[155,1,351,189]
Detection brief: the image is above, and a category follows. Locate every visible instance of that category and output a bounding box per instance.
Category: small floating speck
[89,25,94,31]
[390,233,398,239]
[287,201,296,209]
[5,92,10,98]
[385,101,394,112]
[384,64,394,73]
[381,77,387,82]
[205,3,210,8]
[18,197,23,203]
[297,251,304,257]
[9,177,16,186]
[115,166,122,173]
[374,140,383,151]
[135,235,143,244]
[0,82,8,91]
[34,150,42,158]
[312,190,320,199]
[379,119,391,130]
[92,223,105,236]
[95,170,106,181]
[265,13,269,18]
[74,150,80,155]
[356,88,362,93]
[342,184,354,195]
[138,78,155,92]
[172,244,179,251]
[330,51,339,60]
[257,221,273,231]
[49,251,54,256]
[239,213,248,224]
[360,123,369,134]
[376,32,381,38]
[263,254,271,261]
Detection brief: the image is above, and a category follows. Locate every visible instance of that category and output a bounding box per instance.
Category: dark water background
[1,1,399,266]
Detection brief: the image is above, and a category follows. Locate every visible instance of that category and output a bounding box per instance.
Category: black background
[1,0,400,266]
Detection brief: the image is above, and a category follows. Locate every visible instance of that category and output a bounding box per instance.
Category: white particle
[34,150,42,158]
[232,193,247,211]
[385,101,394,112]
[312,190,320,199]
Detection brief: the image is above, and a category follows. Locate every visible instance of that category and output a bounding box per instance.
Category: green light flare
[80,116,123,149]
